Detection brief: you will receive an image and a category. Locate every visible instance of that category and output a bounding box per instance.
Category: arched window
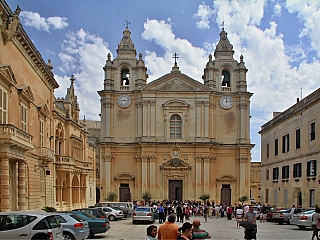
[121,69,130,86]
[170,114,182,139]
[221,70,230,87]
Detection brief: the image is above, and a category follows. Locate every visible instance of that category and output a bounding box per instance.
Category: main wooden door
[220,184,231,204]
[119,184,131,202]
[169,180,182,201]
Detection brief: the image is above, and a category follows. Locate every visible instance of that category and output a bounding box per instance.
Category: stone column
[196,102,202,138]
[141,156,148,193]
[142,102,148,137]
[18,161,27,210]
[137,102,142,137]
[103,155,112,198]
[0,158,11,211]
[204,102,209,138]
[150,156,155,190]
[204,158,210,193]
[150,101,156,137]
[195,156,202,195]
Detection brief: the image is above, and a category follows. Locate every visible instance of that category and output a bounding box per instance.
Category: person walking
[214,205,220,219]
[311,207,320,240]
[203,205,208,223]
[146,225,158,240]
[157,213,180,240]
[158,204,165,224]
[236,204,244,228]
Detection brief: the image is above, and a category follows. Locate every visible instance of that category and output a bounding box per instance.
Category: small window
[310,189,315,208]
[273,167,279,180]
[0,86,8,124]
[307,160,317,177]
[20,103,28,132]
[40,119,45,147]
[170,114,182,139]
[265,189,269,203]
[282,134,289,153]
[296,128,300,149]
[221,70,230,87]
[266,169,269,180]
[266,143,269,158]
[275,139,278,156]
[293,163,302,178]
[310,122,315,141]
[282,165,289,179]
[121,69,130,86]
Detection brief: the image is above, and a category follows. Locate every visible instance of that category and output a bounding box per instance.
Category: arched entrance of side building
[293,188,302,207]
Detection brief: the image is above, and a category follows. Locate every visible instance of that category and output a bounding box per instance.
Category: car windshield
[76,211,96,220]
[70,214,85,222]
[300,209,315,214]
[135,208,151,212]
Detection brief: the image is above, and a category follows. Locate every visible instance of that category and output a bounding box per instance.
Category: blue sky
[6,0,320,162]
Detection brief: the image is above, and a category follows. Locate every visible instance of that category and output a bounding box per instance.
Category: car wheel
[132,220,136,224]
[279,220,284,225]
[63,232,75,240]
[109,215,116,221]
[89,230,94,238]
[298,225,306,230]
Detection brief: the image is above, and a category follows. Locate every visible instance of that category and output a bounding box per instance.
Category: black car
[73,208,107,219]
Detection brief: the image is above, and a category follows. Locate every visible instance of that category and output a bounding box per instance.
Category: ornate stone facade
[97,26,254,204]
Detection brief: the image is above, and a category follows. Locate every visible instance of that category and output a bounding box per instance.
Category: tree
[106,191,117,201]
[199,194,210,204]
[41,206,57,212]
[142,191,152,205]
[238,195,249,205]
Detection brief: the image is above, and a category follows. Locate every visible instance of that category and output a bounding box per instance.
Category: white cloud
[193,3,213,29]
[20,11,68,33]
[142,19,207,81]
[54,29,111,120]
[273,3,282,16]
[285,0,320,56]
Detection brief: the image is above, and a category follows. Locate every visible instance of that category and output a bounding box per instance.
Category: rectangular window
[282,134,289,153]
[310,189,315,207]
[21,104,28,132]
[293,163,302,178]
[274,189,278,204]
[282,165,289,179]
[273,167,279,180]
[310,122,315,141]
[307,160,317,177]
[266,169,269,180]
[0,87,8,124]
[275,139,278,156]
[284,189,288,205]
[265,189,269,203]
[296,128,300,149]
[266,143,269,158]
[40,119,44,147]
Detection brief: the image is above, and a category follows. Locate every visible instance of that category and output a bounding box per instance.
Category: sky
[6,0,320,162]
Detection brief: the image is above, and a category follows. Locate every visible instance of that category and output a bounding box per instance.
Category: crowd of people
[142,199,267,240]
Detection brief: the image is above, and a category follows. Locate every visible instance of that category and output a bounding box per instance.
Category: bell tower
[102,25,148,91]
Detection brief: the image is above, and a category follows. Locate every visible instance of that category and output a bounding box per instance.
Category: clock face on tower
[117,95,131,108]
[220,96,234,109]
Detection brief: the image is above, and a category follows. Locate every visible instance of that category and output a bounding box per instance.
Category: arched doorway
[293,188,302,207]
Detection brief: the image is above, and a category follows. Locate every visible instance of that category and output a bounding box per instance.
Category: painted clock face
[220,96,234,109]
[117,95,131,108]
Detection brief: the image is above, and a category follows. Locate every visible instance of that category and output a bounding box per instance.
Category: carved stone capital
[102,154,113,162]
[103,102,114,108]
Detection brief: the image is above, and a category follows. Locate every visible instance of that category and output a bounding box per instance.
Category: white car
[0,211,63,240]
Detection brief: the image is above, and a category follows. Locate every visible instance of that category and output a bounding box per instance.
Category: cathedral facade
[98,26,254,204]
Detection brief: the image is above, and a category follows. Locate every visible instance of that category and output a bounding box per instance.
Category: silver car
[54,212,90,240]
[98,206,124,221]
[132,206,155,224]
[272,208,305,224]
[289,209,315,229]
[0,211,63,240]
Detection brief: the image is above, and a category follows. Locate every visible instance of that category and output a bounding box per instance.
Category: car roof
[0,211,56,216]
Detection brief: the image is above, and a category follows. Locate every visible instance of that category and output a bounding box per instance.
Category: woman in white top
[236,205,244,228]
[311,208,320,240]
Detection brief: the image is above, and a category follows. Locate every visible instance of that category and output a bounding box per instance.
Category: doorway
[169,180,182,201]
[220,184,231,204]
[119,184,131,202]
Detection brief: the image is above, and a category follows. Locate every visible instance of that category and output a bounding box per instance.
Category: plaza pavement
[93,214,313,240]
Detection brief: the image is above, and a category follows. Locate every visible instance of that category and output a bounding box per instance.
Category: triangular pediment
[160,158,191,170]
[141,71,211,92]
[37,103,50,118]
[17,85,35,102]
[0,65,17,86]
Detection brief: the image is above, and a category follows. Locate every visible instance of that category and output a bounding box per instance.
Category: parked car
[73,208,108,219]
[96,202,133,217]
[272,208,305,224]
[54,212,90,240]
[289,209,315,229]
[63,211,110,237]
[132,206,155,224]
[0,211,63,240]
[97,206,124,221]
[266,207,284,222]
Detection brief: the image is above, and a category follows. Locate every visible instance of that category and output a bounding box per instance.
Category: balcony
[55,155,92,173]
[36,147,54,161]
[0,124,33,151]
[221,86,231,92]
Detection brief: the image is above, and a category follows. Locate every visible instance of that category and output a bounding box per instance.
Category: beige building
[259,88,320,208]
[0,2,96,211]
[98,26,254,204]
